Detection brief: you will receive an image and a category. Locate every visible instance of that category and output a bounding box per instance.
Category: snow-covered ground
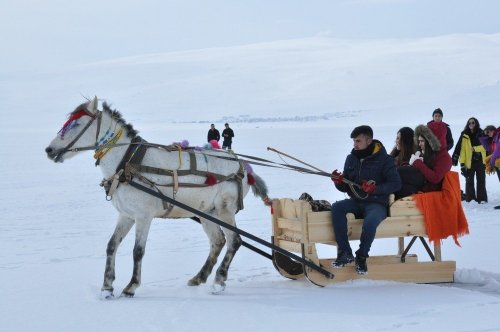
[1,116,499,331]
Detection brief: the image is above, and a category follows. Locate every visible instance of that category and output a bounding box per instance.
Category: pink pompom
[205,173,217,186]
[247,173,256,185]
[209,140,221,149]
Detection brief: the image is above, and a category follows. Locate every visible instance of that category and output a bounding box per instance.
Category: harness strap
[117,136,147,182]
[125,163,239,187]
[236,161,245,211]
[173,170,179,194]
[106,169,124,200]
[62,115,96,153]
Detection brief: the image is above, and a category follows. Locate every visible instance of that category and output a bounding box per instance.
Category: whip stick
[267,147,328,174]
[266,146,368,199]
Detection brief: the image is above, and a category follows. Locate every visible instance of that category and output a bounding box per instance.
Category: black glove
[452,155,459,166]
[460,164,468,177]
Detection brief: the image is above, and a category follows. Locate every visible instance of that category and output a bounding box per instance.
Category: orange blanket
[412,171,469,246]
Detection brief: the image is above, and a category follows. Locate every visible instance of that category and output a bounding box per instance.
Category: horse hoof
[211,283,226,294]
[188,278,202,286]
[120,288,135,298]
[101,290,114,300]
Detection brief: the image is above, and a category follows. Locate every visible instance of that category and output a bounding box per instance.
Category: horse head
[45,97,100,163]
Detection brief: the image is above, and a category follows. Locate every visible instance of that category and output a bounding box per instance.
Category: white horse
[45,97,270,297]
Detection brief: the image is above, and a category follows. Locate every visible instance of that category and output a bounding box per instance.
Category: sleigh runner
[271,194,457,286]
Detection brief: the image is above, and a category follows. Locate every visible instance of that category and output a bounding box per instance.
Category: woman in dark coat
[390,127,416,166]
[395,122,452,199]
[452,117,487,203]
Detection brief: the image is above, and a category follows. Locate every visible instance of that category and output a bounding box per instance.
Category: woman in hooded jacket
[395,122,452,199]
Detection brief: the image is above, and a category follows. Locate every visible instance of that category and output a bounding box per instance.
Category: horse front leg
[188,218,225,286]
[102,214,135,299]
[121,217,153,297]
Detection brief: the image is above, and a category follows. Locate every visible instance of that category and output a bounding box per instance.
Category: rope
[267,146,369,200]
[94,128,123,161]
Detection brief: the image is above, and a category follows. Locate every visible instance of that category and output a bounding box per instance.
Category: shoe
[332,251,354,268]
[495,205,500,210]
[355,256,368,275]
[477,201,487,204]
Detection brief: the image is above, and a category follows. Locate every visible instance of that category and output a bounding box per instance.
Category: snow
[1,121,499,331]
[2,2,500,331]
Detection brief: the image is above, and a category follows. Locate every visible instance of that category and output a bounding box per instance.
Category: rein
[53,111,101,160]
[55,105,367,200]
[264,147,369,200]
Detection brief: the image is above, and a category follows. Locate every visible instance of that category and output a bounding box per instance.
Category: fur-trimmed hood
[414,122,447,152]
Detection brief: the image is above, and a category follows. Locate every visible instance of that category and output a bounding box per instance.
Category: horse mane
[70,101,138,138]
[102,102,138,138]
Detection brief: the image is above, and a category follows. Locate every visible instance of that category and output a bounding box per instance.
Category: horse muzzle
[45,146,65,163]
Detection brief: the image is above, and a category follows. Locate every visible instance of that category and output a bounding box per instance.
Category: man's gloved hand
[361,180,376,193]
[452,154,459,166]
[409,151,423,166]
[331,169,344,185]
[460,164,468,177]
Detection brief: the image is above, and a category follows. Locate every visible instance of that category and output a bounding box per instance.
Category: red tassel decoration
[247,173,256,185]
[205,173,217,186]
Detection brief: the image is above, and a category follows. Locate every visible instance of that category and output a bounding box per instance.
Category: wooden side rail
[271,196,455,285]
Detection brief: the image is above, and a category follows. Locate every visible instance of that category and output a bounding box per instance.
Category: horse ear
[87,96,98,114]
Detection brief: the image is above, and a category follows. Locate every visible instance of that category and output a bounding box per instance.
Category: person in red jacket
[395,122,452,199]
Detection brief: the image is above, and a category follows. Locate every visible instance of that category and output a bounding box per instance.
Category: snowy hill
[2,34,500,132]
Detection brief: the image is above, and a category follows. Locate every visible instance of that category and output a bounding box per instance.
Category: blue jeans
[331,199,387,257]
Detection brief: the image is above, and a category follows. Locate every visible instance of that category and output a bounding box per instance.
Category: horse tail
[249,173,271,206]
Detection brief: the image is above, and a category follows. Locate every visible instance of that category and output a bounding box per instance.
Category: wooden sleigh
[271,195,456,286]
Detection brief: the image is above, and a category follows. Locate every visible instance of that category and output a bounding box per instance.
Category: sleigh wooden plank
[271,195,456,286]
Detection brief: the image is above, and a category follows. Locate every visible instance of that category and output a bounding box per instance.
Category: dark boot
[355,255,368,275]
[332,251,354,268]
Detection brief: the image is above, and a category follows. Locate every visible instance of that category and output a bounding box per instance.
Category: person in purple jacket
[479,125,500,209]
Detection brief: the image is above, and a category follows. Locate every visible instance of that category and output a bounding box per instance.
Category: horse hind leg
[214,229,241,292]
[102,214,135,299]
[213,197,242,293]
[188,218,225,286]
[121,217,153,297]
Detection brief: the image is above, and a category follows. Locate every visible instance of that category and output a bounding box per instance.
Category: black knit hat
[484,125,496,132]
[432,108,443,117]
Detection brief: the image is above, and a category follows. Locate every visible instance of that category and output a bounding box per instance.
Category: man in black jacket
[330,125,401,275]
[222,123,234,150]
[207,124,220,143]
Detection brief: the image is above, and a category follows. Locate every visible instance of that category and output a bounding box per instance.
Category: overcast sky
[2,0,500,72]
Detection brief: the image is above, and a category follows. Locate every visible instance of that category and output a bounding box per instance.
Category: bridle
[51,100,103,162]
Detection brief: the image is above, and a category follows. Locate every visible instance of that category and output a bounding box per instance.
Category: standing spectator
[330,125,401,275]
[428,108,454,151]
[390,127,416,166]
[222,123,234,150]
[452,117,488,203]
[207,124,220,143]
[480,125,500,209]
